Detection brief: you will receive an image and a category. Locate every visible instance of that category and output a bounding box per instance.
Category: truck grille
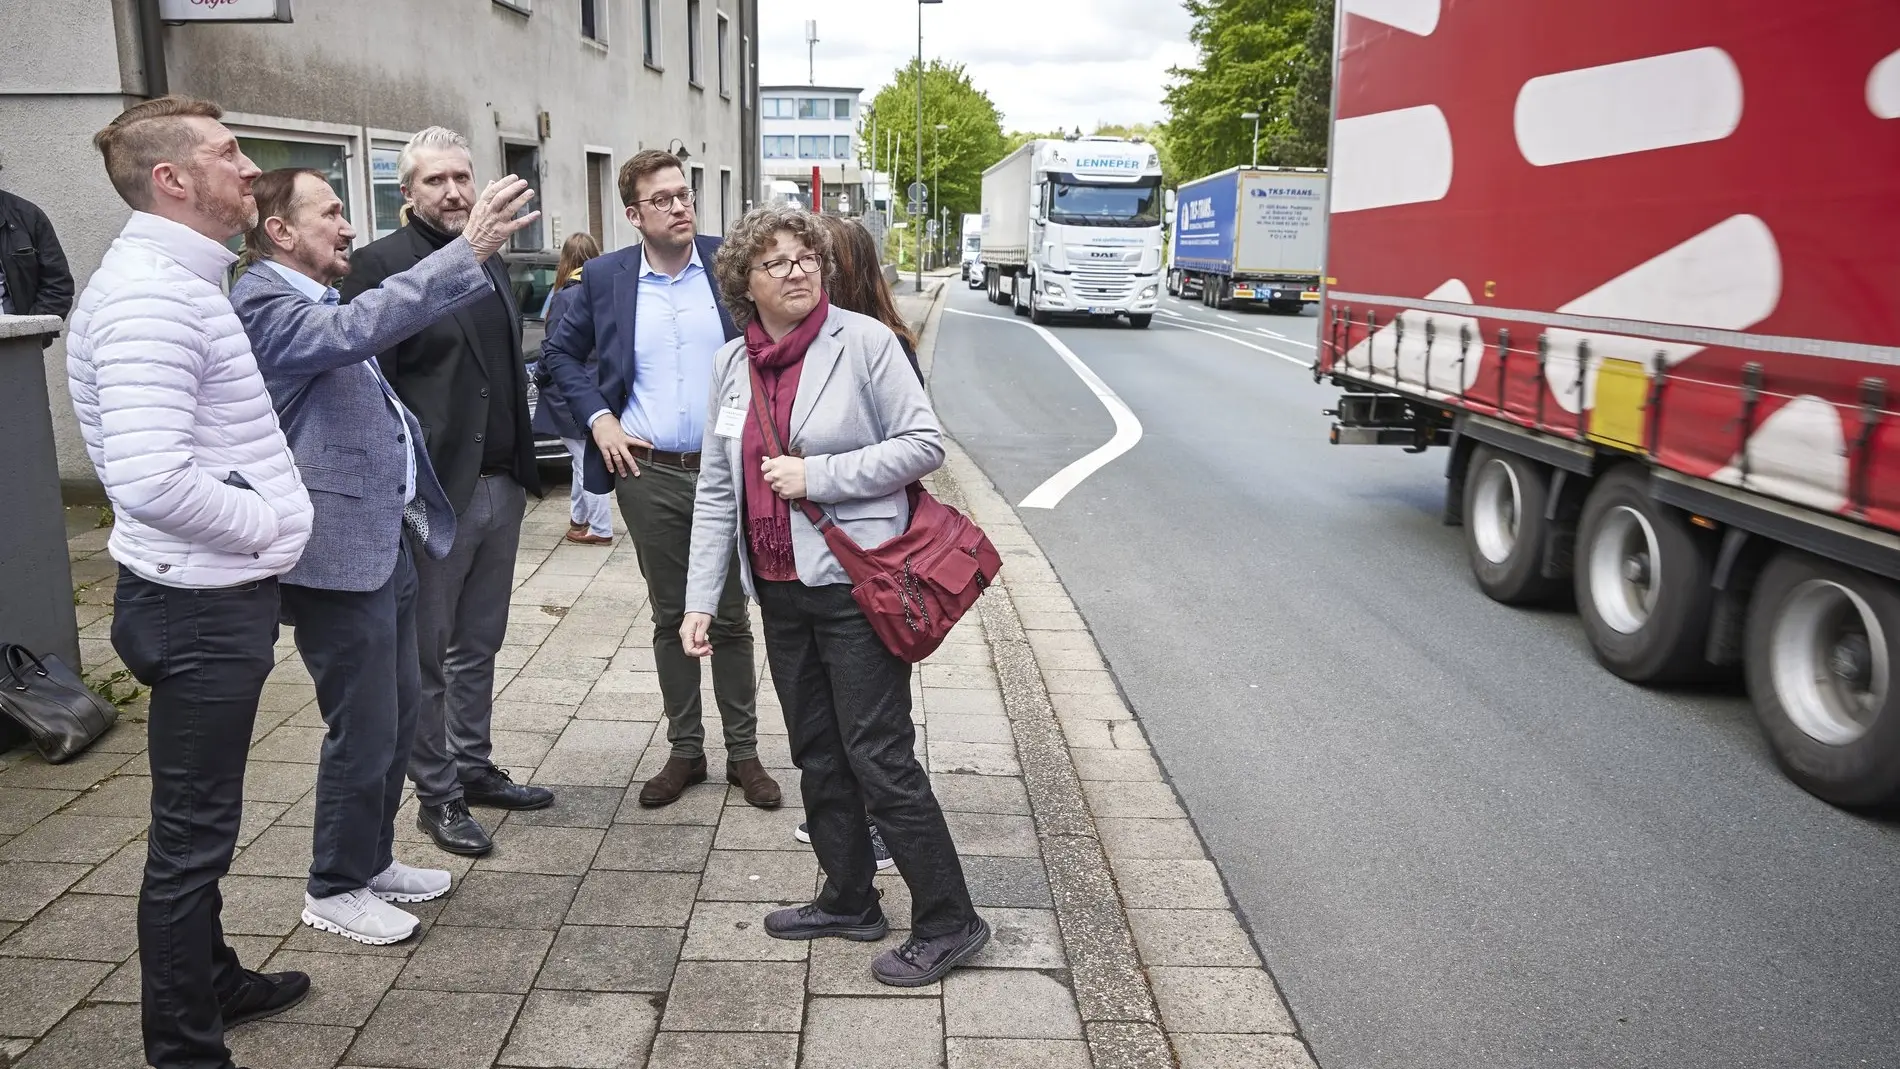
[1071,265,1136,301]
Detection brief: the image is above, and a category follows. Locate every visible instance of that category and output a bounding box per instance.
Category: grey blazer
[685,306,945,614]
[232,242,490,592]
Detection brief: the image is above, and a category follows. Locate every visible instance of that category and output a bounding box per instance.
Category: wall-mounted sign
[158,0,293,23]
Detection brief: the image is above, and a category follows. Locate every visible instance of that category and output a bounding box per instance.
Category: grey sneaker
[368,860,452,904]
[301,889,418,946]
[764,895,889,942]
[872,917,991,987]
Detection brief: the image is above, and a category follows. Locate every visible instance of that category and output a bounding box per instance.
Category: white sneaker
[301,889,419,945]
[368,860,452,904]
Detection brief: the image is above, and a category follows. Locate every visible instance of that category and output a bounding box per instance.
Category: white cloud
[759,0,1196,133]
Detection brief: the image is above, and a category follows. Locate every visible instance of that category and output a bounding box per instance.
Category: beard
[187,163,257,235]
[414,202,469,235]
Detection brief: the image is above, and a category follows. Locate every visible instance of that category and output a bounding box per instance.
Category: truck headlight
[1139,286,1157,299]
[1045,282,1066,298]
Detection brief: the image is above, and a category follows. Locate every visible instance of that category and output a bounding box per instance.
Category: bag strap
[1,645,47,688]
[747,362,836,534]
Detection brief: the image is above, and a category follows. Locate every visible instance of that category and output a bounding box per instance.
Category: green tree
[865,59,1008,231]
[1269,0,1334,167]
[1160,0,1323,180]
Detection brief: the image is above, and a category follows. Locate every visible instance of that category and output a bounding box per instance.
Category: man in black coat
[0,185,75,343]
[337,127,549,858]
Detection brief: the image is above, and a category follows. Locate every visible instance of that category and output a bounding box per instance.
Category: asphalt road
[927,281,1900,1069]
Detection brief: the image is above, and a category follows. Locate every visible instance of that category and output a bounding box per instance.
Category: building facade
[0,0,760,491]
[759,84,864,214]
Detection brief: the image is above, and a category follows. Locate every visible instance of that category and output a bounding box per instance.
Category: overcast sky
[757,0,1197,134]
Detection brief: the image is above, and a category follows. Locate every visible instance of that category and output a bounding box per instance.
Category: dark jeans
[111,568,281,1069]
[281,540,420,898]
[615,458,757,761]
[410,472,524,806]
[756,579,977,938]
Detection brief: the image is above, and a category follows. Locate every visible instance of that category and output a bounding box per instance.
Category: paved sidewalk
[0,279,1313,1068]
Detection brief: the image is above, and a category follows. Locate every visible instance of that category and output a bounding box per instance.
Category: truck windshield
[1047,179,1162,228]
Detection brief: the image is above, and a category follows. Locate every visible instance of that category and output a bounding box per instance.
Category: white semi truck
[978,137,1165,328]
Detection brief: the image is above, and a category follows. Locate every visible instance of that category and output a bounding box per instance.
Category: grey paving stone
[492,700,582,734]
[475,824,605,876]
[490,729,560,769]
[922,688,1006,717]
[800,995,943,1069]
[1126,909,1262,967]
[1095,818,1208,861]
[613,781,725,825]
[947,1038,1092,1069]
[943,968,1083,1040]
[697,849,820,903]
[250,725,327,763]
[944,812,1039,858]
[1086,1021,1176,1069]
[83,722,148,755]
[962,855,1054,909]
[0,862,89,921]
[659,961,806,1032]
[1171,1034,1318,1069]
[495,785,623,828]
[0,815,146,865]
[436,871,579,931]
[681,901,806,961]
[0,957,113,1037]
[61,775,151,818]
[593,822,714,872]
[713,804,808,851]
[1150,967,1295,1034]
[537,924,681,991]
[498,990,658,1068]
[1080,780,1185,820]
[1070,749,1163,782]
[259,949,404,1027]
[645,1031,797,1069]
[929,714,1015,745]
[532,720,651,788]
[224,1021,355,1069]
[347,989,521,1069]
[931,773,1030,817]
[806,935,938,997]
[922,663,999,690]
[219,875,308,936]
[0,893,137,961]
[929,741,1021,777]
[235,799,293,849]
[396,925,551,994]
[0,788,77,836]
[245,761,321,803]
[1048,693,1132,722]
[566,870,700,927]
[13,1002,143,1069]
[0,749,134,792]
[970,908,1065,969]
[1111,859,1231,910]
[231,825,316,878]
[1055,717,1116,749]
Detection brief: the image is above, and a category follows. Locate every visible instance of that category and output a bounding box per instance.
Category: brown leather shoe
[727,758,783,809]
[638,755,708,808]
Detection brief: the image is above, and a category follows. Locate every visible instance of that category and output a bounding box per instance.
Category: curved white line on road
[1154,318,1311,367]
[943,307,1143,510]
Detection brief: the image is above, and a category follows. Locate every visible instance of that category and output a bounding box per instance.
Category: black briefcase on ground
[0,644,119,763]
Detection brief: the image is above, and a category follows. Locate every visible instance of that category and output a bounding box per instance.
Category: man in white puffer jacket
[66,95,314,1069]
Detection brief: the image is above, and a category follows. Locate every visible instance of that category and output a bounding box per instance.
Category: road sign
[906,181,929,203]
[907,199,927,216]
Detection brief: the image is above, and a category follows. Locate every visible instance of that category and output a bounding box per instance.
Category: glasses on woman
[754,253,822,279]
[643,189,695,212]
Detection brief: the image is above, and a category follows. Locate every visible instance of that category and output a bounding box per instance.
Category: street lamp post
[1241,110,1261,168]
[916,0,942,290]
[933,122,947,268]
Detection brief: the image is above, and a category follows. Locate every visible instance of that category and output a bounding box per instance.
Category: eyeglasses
[754,254,822,279]
[642,190,695,212]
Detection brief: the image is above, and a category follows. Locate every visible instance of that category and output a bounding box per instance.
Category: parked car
[504,249,575,467]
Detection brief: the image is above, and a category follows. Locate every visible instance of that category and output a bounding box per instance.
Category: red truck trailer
[1318,0,1900,806]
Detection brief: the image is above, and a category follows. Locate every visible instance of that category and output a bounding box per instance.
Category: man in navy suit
[231,167,537,944]
[540,150,780,810]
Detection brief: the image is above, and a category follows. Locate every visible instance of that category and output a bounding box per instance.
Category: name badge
[714,406,746,439]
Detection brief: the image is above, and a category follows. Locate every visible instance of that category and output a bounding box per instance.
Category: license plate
[1089,306,1114,315]
[1301,291,1320,300]
[1233,288,1255,298]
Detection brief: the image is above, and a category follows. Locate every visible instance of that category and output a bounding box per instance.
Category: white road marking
[1158,308,1186,318]
[1155,318,1309,367]
[1215,313,1239,323]
[1255,328,1316,349]
[942,307,1144,510]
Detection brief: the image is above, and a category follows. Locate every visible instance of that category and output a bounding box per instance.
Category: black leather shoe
[417,799,493,856]
[219,968,310,1029]
[462,765,555,811]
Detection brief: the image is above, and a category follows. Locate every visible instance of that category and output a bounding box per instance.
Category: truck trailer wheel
[1745,551,1900,808]
[1462,445,1561,605]
[1574,466,1717,683]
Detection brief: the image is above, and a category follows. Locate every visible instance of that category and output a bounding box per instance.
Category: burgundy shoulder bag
[748,364,1002,662]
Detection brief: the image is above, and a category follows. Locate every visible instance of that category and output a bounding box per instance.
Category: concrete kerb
[911,280,1318,1068]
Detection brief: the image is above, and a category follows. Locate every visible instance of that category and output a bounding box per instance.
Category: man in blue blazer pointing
[232,167,537,945]
[539,150,780,811]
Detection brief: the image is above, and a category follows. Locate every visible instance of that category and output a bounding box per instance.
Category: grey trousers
[408,473,526,806]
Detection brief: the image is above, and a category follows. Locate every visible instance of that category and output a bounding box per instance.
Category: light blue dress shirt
[262,258,418,503]
[617,243,727,453]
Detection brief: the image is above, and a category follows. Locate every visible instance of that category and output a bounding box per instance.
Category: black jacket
[0,190,74,340]
[337,223,542,512]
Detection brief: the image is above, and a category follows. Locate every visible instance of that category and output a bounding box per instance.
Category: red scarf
[744,293,830,582]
